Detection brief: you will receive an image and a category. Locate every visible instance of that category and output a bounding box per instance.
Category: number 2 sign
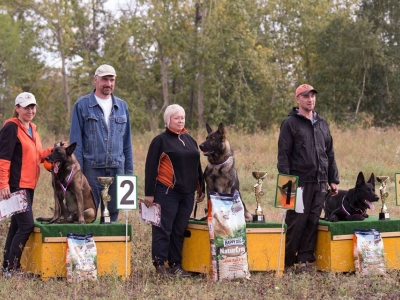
[116,175,138,210]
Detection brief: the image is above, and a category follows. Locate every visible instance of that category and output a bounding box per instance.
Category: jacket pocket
[115,116,127,134]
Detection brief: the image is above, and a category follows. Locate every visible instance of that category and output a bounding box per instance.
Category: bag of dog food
[353,229,386,275]
[66,233,98,282]
[207,190,250,281]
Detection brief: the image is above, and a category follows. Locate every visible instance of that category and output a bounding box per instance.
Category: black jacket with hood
[277,108,339,186]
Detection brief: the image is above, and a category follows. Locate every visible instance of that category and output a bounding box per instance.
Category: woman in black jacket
[144,104,205,277]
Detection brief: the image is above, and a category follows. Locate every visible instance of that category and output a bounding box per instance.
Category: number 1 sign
[116,175,138,210]
[274,174,298,210]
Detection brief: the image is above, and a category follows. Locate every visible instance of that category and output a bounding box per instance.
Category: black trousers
[284,182,327,267]
[3,188,34,270]
[152,182,194,267]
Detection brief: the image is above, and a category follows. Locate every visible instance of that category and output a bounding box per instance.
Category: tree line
[0,0,399,138]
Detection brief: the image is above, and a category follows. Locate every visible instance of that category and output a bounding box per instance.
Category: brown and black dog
[36,142,96,224]
[199,123,253,222]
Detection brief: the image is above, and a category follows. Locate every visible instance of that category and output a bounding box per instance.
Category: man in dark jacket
[277,84,339,273]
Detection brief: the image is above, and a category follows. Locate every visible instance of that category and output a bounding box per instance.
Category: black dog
[324,172,379,222]
[199,123,253,222]
[37,142,97,224]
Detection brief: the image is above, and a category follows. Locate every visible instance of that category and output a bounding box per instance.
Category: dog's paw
[329,215,339,222]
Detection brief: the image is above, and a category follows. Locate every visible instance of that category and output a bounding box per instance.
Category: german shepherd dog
[199,123,253,222]
[324,172,379,222]
[36,142,96,224]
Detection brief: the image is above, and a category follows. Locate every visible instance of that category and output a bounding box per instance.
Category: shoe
[155,265,172,277]
[295,261,316,274]
[3,267,24,278]
[283,265,295,275]
[168,265,192,277]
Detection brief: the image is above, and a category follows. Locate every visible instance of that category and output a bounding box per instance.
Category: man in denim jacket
[69,64,133,222]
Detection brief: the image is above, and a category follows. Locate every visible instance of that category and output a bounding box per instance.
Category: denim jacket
[69,90,134,174]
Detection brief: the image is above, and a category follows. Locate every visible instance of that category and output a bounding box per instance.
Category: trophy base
[253,214,265,223]
[379,212,390,221]
[100,216,112,224]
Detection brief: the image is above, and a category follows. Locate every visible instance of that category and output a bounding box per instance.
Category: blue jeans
[83,167,123,222]
[152,182,194,267]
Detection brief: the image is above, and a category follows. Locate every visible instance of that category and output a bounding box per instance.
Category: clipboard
[0,190,29,221]
[138,199,162,227]
[274,174,298,210]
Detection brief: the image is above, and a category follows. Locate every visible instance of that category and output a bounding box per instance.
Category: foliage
[1,0,400,134]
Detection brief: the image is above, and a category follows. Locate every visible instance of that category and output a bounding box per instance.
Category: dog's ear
[367,173,375,188]
[356,172,366,187]
[218,123,226,137]
[66,142,77,156]
[206,123,213,134]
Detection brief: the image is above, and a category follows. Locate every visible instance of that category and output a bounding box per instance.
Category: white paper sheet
[295,187,304,213]
[0,190,28,221]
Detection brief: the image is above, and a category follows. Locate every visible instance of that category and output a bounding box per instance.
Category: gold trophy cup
[97,177,114,224]
[252,171,267,223]
[377,176,390,220]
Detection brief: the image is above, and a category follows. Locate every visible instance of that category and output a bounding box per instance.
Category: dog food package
[353,229,386,275]
[66,233,98,282]
[207,190,250,281]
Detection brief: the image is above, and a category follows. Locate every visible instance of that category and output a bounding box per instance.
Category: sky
[43,0,128,68]
[104,0,128,12]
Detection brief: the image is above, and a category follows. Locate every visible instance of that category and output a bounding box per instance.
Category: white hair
[163,104,185,127]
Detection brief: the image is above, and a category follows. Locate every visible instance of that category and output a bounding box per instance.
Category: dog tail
[36,217,56,224]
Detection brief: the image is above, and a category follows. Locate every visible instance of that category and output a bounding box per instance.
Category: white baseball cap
[15,92,37,107]
[95,64,117,77]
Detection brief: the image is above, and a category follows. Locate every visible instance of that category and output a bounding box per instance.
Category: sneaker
[155,265,172,277]
[168,265,192,277]
[295,261,316,274]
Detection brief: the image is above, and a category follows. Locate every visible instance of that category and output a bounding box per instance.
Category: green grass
[2,125,400,299]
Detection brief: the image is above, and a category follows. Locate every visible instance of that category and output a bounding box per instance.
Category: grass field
[1,125,400,299]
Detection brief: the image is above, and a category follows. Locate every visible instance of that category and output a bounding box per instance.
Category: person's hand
[0,187,10,199]
[144,196,154,208]
[330,183,338,196]
[54,141,68,147]
[196,192,205,203]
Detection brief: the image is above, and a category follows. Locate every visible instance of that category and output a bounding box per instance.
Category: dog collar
[341,196,351,216]
[209,155,233,167]
[341,196,365,216]
[55,164,76,196]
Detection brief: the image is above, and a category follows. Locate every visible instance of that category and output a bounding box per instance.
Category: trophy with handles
[252,172,267,223]
[97,177,114,224]
[377,176,390,220]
